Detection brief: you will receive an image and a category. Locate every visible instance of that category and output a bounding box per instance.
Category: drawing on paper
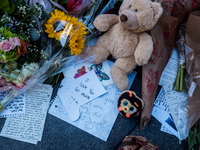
[74,66,87,78]
[88,63,110,81]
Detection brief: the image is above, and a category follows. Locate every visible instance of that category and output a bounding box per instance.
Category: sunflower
[45,9,87,55]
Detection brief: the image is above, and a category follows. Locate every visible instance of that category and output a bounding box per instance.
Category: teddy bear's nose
[120,14,128,22]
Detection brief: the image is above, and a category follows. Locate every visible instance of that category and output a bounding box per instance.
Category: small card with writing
[0,90,25,118]
[58,70,107,121]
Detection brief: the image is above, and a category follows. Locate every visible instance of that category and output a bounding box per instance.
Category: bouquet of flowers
[0,1,93,112]
[50,0,122,39]
[0,4,44,88]
[43,0,121,84]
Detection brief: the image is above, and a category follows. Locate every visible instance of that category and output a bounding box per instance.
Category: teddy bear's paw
[117,82,129,91]
[111,69,129,91]
[135,54,149,66]
[94,16,110,32]
[94,22,110,32]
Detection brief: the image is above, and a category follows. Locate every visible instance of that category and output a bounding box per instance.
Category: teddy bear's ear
[152,2,163,21]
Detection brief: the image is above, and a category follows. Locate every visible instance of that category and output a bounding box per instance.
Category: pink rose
[0,40,12,52]
[13,37,21,46]
[9,38,17,49]
[0,37,20,52]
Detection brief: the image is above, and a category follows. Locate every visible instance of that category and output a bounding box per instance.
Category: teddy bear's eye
[129,5,131,8]
[135,9,138,12]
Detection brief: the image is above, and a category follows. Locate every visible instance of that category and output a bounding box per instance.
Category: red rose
[67,0,82,12]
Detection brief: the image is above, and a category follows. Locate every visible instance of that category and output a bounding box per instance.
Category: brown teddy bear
[86,0,163,91]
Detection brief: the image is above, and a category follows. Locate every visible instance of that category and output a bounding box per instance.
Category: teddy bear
[85,0,163,91]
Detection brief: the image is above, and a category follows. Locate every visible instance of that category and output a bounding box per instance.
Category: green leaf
[0,0,8,9]
[2,4,10,12]
[7,61,18,71]
[8,3,15,14]
[4,11,9,17]
[59,0,69,5]
[14,0,23,7]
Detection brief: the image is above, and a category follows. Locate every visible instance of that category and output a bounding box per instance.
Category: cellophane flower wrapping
[0,1,94,112]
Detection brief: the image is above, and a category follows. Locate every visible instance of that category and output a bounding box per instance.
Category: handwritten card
[50,84,121,141]
[163,83,189,141]
[159,48,178,86]
[0,90,25,118]
[0,83,53,144]
[63,60,114,87]
[58,70,107,121]
[154,87,170,112]
[49,69,136,141]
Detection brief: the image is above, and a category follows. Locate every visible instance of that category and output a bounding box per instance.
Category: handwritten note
[0,90,25,118]
[49,69,136,141]
[0,83,53,144]
[50,84,120,141]
[163,83,189,141]
[58,70,107,121]
[154,87,170,112]
[159,48,178,86]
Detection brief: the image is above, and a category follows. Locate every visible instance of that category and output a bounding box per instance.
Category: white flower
[21,67,32,78]
[11,63,39,87]
[12,74,24,87]
[27,62,39,72]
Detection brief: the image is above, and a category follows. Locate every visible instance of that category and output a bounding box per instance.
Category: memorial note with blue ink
[58,70,107,121]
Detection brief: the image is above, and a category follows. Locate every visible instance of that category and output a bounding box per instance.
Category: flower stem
[176,67,180,91]
[180,67,183,92]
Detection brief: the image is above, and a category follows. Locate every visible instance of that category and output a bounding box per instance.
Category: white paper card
[152,106,178,137]
[63,60,114,87]
[0,90,25,118]
[160,124,178,137]
[154,87,170,112]
[0,83,53,144]
[159,48,178,86]
[49,70,136,141]
[58,70,107,121]
[50,84,120,141]
[163,83,189,141]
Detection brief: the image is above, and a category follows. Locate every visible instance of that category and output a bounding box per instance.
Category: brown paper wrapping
[140,15,178,129]
[140,0,200,130]
[185,11,200,129]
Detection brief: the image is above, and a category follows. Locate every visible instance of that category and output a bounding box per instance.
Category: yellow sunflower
[45,9,87,55]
